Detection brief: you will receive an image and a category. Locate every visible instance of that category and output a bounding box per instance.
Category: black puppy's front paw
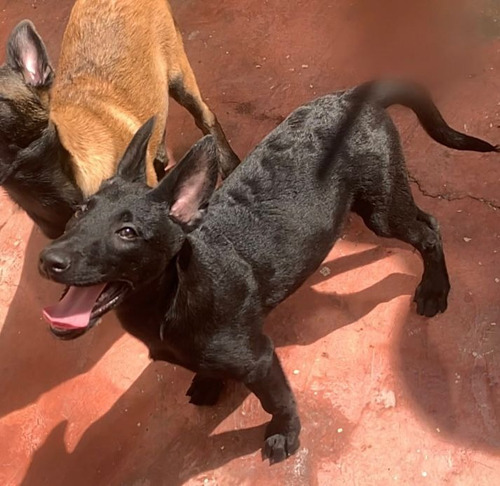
[186,374,224,406]
[414,275,450,317]
[262,415,301,464]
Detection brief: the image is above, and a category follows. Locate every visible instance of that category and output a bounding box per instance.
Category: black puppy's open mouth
[89,281,131,320]
[43,282,131,340]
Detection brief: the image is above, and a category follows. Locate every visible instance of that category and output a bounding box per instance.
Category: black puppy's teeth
[89,282,131,320]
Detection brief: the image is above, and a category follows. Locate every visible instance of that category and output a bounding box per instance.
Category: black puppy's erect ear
[151,135,218,229]
[7,20,54,87]
[117,117,156,183]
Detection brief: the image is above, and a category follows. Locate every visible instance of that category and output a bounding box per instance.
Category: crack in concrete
[408,173,500,210]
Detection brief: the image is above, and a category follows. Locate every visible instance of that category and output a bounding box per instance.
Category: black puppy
[39,80,497,463]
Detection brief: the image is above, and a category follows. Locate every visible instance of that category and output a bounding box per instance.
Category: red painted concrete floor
[1,0,500,484]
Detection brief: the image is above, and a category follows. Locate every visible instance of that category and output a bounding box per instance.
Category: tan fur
[50,0,223,196]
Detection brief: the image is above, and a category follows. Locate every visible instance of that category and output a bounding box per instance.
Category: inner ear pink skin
[24,53,40,82]
[169,171,208,224]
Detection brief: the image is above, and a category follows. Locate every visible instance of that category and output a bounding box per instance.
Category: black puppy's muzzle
[39,247,72,280]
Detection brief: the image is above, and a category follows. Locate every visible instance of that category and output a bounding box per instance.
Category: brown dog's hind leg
[168,52,240,179]
[153,133,167,181]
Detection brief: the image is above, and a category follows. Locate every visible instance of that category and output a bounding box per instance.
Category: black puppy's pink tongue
[43,284,106,330]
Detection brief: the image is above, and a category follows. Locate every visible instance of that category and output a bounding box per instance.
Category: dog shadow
[270,248,417,348]
[20,364,258,486]
[396,277,500,452]
[20,360,353,486]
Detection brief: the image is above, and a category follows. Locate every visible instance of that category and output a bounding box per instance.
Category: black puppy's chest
[150,320,197,368]
[149,339,191,368]
[120,311,206,373]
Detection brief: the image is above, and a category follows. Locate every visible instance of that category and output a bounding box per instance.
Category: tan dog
[0,0,239,237]
[52,0,239,195]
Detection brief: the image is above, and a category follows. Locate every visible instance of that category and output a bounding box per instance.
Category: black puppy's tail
[353,80,499,153]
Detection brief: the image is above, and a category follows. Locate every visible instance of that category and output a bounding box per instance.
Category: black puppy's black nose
[39,249,72,276]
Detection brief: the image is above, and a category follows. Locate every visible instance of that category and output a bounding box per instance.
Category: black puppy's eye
[117,226,138,240]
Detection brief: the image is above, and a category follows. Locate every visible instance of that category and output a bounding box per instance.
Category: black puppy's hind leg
[355,183,450,317]
[410,208,450,316]
[186,374,225,406]
[243,335,301,464]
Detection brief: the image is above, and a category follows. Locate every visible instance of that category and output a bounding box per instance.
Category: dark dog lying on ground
[39,80,497,463]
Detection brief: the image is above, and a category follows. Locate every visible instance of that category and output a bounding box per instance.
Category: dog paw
[414,277,450,317]
[186,375,224,406]
[262,415,301,464]
[262,433,300,464]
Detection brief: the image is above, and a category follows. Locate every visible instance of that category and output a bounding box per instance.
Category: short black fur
[39,80,498,463]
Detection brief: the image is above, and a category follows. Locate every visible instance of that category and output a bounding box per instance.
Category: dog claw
[261,414,301,464]
[413,280,449,317]
[262,433,300,464]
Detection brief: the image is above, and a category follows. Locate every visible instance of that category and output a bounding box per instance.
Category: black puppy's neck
[116,254,182,345]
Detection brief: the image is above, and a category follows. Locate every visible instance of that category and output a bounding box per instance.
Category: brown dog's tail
[353,80,499,153]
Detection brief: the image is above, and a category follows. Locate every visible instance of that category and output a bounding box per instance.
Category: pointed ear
[151,135,219,230]
[117,117,155,183]
[7,20,54,87]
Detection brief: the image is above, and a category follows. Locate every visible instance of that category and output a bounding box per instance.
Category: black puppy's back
[197,89,404,307]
